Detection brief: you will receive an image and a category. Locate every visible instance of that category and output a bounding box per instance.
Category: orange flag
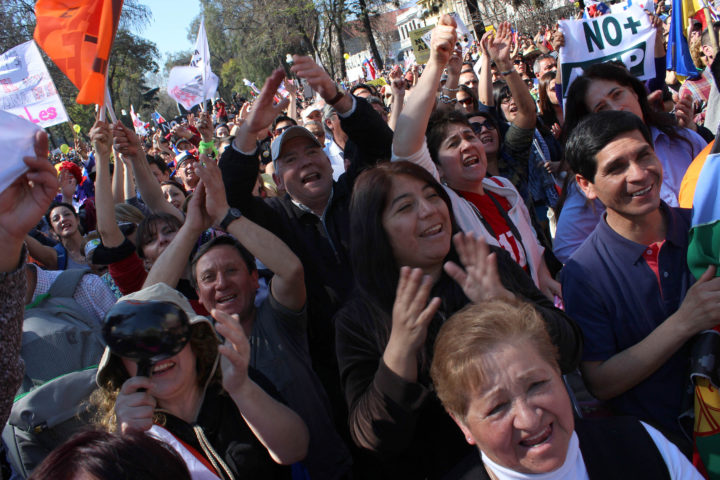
[34,0,124,105]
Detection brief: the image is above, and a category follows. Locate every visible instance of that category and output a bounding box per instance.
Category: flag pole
[702,0,718,54]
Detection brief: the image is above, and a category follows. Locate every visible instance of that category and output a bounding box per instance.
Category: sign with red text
[0,40,69,128]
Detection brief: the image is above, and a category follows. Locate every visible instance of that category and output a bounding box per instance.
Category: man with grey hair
[533,53,557,77]
[218,57,393,449]
[322,103,347,179]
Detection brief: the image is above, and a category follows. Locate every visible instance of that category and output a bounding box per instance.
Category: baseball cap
[270,126,322,167]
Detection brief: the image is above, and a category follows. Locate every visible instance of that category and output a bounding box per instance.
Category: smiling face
[576,130,662,223]
[500,94,518,123]
[176,160,199,190]
[121,342,199,410]
[273,135,333,214]
[584,78,644,121]
[381,175,452,273]
[195,245,259,320]
[49,205,79,238]
[454,340,574,474]
[436,123,488,192]
[468,115,499,157]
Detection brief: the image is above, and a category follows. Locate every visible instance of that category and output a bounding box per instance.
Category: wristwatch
[219,208,242,231]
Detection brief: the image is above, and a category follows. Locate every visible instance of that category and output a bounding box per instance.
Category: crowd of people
[1,3,719,479]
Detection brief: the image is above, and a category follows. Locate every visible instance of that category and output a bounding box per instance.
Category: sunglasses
[273,125,293,136]
[470,120,496,133]
[458,97,474,106]
[513,59,523,65]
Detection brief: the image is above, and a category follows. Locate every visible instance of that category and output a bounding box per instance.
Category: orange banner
[34,0,123,105]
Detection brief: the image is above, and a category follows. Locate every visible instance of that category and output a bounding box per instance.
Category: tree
[0,1,158,146]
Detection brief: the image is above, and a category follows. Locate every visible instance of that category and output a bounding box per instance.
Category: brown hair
[430,298,559,421]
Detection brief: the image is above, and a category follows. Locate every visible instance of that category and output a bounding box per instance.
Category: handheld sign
[559,6,656,100]
[409,26,434,65]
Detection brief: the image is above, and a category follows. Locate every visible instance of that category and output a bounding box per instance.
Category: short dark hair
[350,83,378,97]
[147,155,169,173]
[46,201,78,226]
[28,429,191,480]
[272,115,297,131]
[190,235,256,290]
[426,109,472,165]
[135,213,183,258]
[565,110,653,182]
[533,53,556,76]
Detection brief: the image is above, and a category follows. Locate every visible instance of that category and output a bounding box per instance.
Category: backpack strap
[47,268,90,299]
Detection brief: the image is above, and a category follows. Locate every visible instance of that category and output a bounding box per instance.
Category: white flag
[167,18,219,109]
[130,105,147,136]
[0,40,69,128]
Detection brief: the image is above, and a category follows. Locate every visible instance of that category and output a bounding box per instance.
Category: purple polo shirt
[561,202,694,434]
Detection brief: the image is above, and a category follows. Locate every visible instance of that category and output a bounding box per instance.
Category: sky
[138,0,201,58]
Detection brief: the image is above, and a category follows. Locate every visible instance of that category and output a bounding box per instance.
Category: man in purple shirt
[561,111,720,436]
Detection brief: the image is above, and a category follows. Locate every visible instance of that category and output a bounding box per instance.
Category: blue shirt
[652,126,707,207]
[561,203,694,434]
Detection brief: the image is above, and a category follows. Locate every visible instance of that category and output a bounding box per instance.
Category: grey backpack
[2,268,106,478]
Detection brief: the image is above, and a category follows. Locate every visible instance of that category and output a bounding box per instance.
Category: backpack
[2,268,106,478]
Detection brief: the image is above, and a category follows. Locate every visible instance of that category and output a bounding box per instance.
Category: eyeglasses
[513,59,523,65]
[470,120,496,133]
[457,97,474,106]
[273,125,293,136]
[500,96,514,105]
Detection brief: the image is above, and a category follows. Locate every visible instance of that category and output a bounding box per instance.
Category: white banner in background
[167,18,218,110]
[559,6,656,99]
[0,40,69,128]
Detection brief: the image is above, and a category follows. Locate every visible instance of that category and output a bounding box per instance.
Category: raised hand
[389,65,405,97]
[89,120,113,159]
[674,90,698,131]
[115,376,156,434]
[290,55,336,100]
[196,111,213,142]
[444,232,514,303]
[0,131,56,256]
[112,121,142,159]
[213,309,251,395]
[429,14,458,67]
[486,22,513,64]
[183,180,213,233]
[194,154,230,225]
[242,69,289,135]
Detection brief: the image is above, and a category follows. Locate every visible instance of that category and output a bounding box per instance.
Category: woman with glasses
[392,20,562,300]
[456,85,479,113]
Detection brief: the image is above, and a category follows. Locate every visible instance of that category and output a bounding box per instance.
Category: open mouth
[152,360,175,376]
[420,224,443,237]
[216,294,236,305]
[519,424,552,448]
[463,155,480,167]
[479,134,494,145]
[301,172,320,184]
[630,185,652,197]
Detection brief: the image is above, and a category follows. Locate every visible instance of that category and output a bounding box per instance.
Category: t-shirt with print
[459,190,528,272]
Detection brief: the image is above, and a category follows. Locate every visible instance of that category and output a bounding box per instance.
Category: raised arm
[142,182,209,289]
[0,130,56,428]
[112,154,125,205]
[387,65,405,131]
[477,31,494,106]
[112,122,183,221]
[213,308,309,464]
[488,22,537,130]
[233,69,290,154]
[90,121,125,248]
[198,155,305,311]
[393,15,458,158]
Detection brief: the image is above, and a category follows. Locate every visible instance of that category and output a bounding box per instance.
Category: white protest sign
[558,6,656,99]
[167,18,219,109]
[0,40,69,128]
[0,111,43,195]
